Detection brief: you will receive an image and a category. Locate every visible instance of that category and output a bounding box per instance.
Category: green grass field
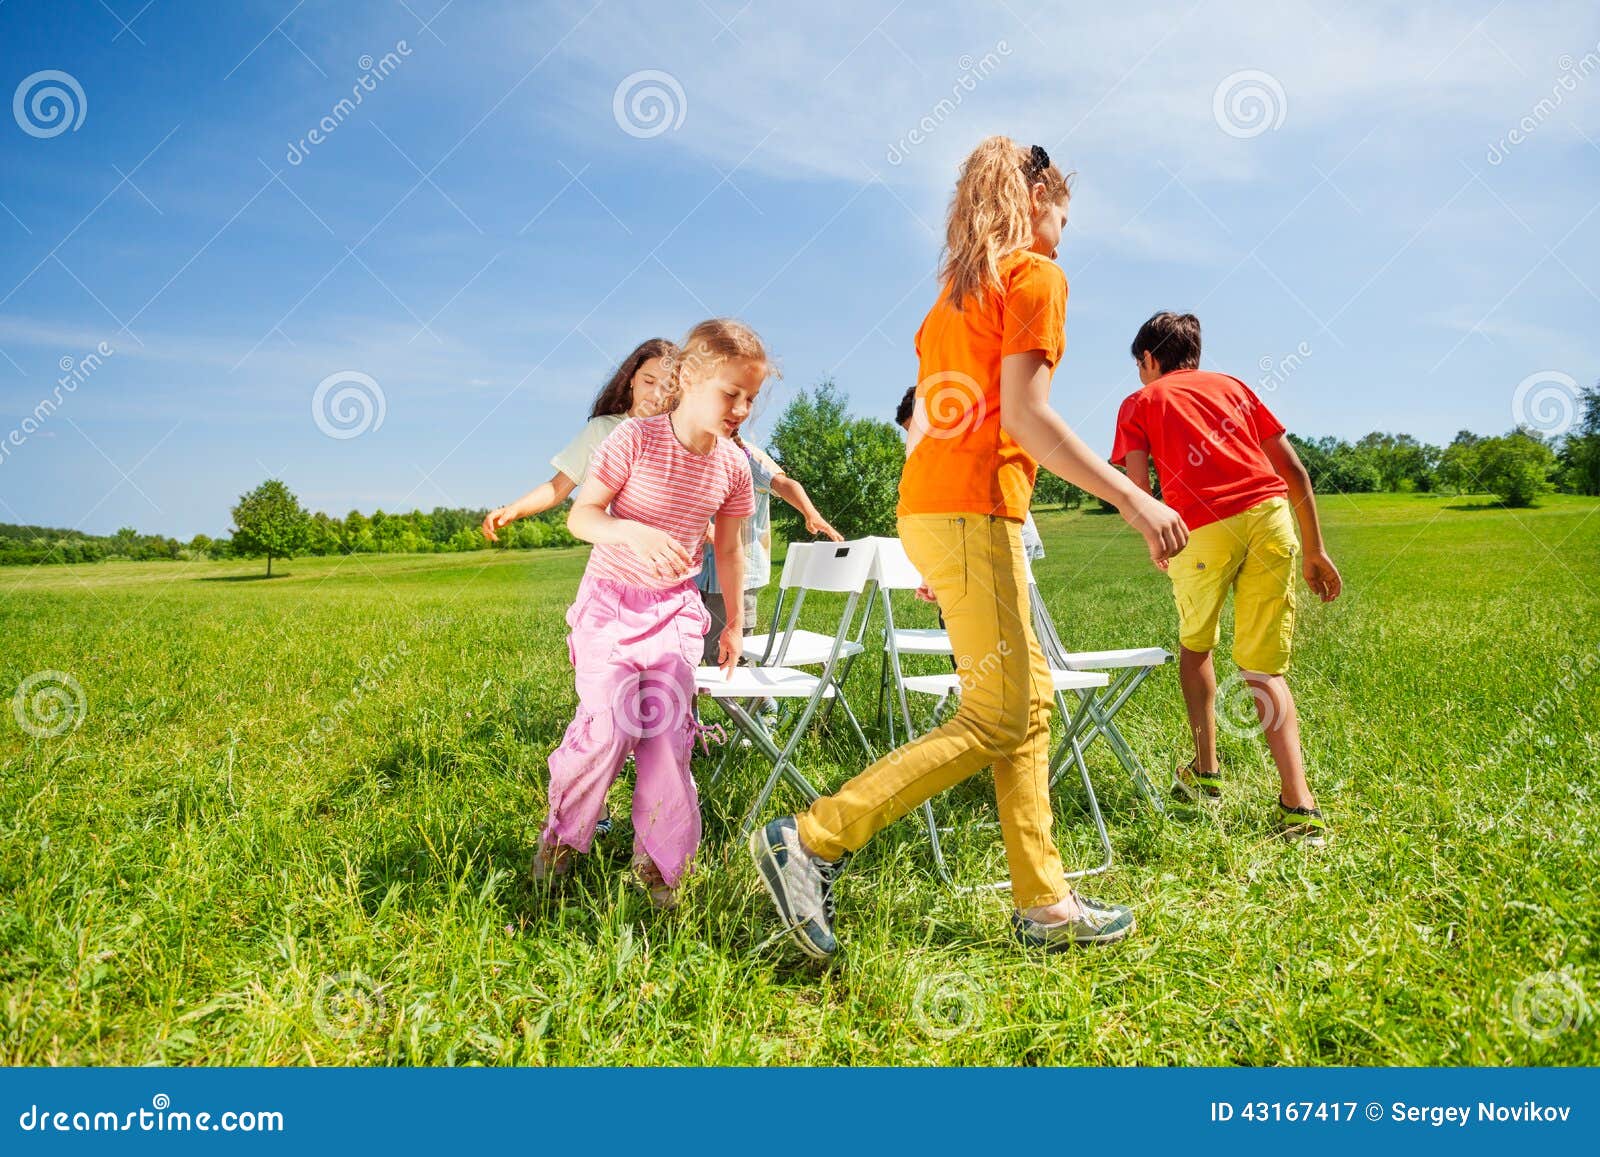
[3,492,1596,1065]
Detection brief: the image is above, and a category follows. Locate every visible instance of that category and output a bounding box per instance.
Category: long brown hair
[588,337,679,419]
[939,135,1072,309]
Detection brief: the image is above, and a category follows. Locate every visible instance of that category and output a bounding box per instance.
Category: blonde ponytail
[939,135,1071,308]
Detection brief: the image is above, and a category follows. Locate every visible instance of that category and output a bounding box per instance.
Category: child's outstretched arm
[481,471,578,541]
[1262,433,1342,602]
[567,477,692,582]
[770,475,843,541]
[999,351,1188,564]
[711,515,747,678]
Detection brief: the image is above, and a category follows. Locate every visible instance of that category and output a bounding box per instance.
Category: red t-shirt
[1110,369,1288,531]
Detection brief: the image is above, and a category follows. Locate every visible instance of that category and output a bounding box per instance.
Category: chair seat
[695,665,836,700]
[885,628,954,655]
[1057,647,1171,671]
[900,668,1109,698]
[742,630,865,667]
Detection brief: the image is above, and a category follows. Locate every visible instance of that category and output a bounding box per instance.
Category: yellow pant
[797,513,1068,908]
[1169,496,1298,674]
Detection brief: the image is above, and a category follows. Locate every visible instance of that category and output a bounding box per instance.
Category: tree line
[0,501,576,569]
[6,380,1596,569]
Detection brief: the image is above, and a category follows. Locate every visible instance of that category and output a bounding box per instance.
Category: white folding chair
[1031,578,1173,813]
[898,665,1115,889]
[696,539,879,834]
[862,536,1117,888]
[741,540,873,738]
[863,535,954,747]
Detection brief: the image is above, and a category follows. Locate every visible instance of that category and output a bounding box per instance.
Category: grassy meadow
[2,492,1597,1065]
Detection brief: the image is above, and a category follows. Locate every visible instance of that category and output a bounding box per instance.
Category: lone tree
[230,479,309,576]
[769,380,903,540]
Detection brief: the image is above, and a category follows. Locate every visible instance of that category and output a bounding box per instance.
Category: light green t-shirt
[551,414,626,486]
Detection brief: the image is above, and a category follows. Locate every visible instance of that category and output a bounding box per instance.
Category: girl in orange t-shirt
[750,136,1188,958]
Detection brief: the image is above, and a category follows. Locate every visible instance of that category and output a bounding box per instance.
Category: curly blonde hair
[939,135,1072,309]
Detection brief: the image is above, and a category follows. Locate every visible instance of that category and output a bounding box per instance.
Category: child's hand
[1123,494,1188,564]
[481,505,514,542]
[1304,550,1342,602]
[914,583,938,603]
[624,523,692,581]
[806,513,844,542]
[717,626,742,679]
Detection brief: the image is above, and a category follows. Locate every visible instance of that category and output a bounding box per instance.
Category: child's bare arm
[1261,433,1342,602]
[481,471,577,540]
[770,475,843,541]
[999,351,1187,562]
[1120,450,1155,498]
[567,478,691,580]
[711,515,747,677]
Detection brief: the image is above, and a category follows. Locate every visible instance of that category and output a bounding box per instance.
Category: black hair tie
[1026,144,1051,175]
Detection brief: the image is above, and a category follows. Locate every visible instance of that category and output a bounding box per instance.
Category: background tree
[1557,383,1600,497]
[1475,429,1557,507]
[768,380,903,540]
[230,479,310,576]
[1435,431,1482,495]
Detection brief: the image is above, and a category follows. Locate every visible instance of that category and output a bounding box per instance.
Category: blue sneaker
[748,817,842,959]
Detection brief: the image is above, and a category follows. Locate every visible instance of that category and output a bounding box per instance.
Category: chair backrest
[864,536,924,591]
[774,539,817,591]
[794,539,878,594]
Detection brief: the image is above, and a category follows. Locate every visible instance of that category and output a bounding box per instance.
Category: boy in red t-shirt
[1111,312,1342,845]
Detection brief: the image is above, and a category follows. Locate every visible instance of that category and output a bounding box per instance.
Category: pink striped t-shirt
[584,414,755,590]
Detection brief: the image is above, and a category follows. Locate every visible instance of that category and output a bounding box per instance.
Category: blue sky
[1,0,1596,538]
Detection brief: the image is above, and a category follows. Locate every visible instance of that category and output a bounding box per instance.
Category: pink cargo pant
[544,574,710,887]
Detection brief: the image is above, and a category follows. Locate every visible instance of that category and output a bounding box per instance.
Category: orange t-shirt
[897,249,1067,520]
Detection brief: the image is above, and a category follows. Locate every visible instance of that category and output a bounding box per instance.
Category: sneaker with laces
[1277,799,1330,847]
[748,816,842,959]
[1171,758,1222,803]
[1012,895,1136,950]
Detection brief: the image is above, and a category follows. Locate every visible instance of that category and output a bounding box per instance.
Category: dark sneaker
[1277,799,1330,848]
[595,807,613,837]
[748,816,841,959]
[1171,758,1222,803]
[1012,895,1136,950]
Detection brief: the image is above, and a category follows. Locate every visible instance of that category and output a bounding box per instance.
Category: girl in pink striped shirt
[536,319,771,907]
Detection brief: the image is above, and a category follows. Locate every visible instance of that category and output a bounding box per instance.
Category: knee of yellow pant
[982,705,1044,751]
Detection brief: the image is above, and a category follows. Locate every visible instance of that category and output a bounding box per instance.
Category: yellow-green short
[1168,496,1297,675]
